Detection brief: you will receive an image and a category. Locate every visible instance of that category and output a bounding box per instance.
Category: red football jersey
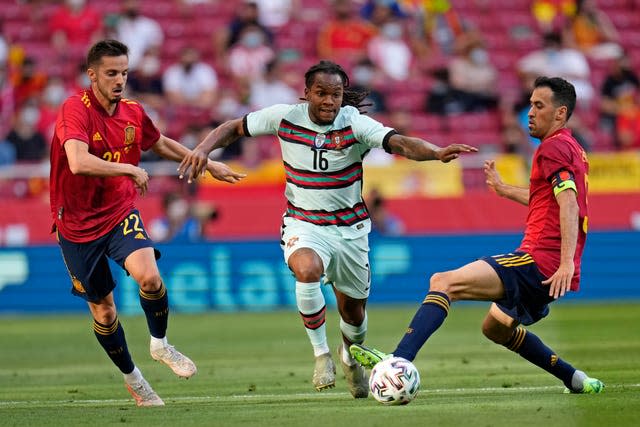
[50,89,160,242]
[518,128,589,291]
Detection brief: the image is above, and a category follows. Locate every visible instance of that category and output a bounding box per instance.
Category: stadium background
[0,0,639,313]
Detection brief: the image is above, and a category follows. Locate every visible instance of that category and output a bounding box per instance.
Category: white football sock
[339,313,368,365]
[123,366,143,384]
[295,281,329,357]
[571,369,588,391]
[150,336,168,351]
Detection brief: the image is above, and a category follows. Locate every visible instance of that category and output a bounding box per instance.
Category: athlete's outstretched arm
[64,138,149,195]
[152,135,246,184]
[178,118,246,183]
[386,134,477,162]
[483,160,529,206]
[542,189,579,299]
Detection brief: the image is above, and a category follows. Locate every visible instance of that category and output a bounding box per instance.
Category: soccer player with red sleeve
[350,77,604,395]
[49,39,245,407]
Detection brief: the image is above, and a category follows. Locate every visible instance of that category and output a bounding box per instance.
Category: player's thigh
[123,247,160,285]
[106,209,160,285]
[432,260,505,302]
[282,220,331,281]
[326,236,370,301]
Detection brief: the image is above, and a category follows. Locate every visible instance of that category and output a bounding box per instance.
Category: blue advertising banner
[0,231,638,314]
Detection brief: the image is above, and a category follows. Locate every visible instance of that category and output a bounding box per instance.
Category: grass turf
[1,303,638,426]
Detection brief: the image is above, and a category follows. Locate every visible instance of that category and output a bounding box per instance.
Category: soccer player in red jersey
[350,76,604,394]
[49,39,245,406]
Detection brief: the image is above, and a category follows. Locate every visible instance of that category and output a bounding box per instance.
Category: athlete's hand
[207,161,247,184]
[178,146,210,183]
[436,144,478,163]
[131,166,149,196]
[484,160,505,195]
[542,261,574,299]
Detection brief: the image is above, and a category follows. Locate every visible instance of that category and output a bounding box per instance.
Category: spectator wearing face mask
[216,1,273,63]
[447,33,498,112]
[350,58,387,113]
[150,191,219,243]
[37,76,70,141]
[367,19,413,81]
[5,104,47,162]
[162,46,218,109]
[228,24,275,85]
[127,47,164,111]
[115,0,164,71]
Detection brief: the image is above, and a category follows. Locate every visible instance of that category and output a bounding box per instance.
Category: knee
[138,272,163,293]
[481,319,511,345]
[429,272,452,297]
[291,257,323,283]
[93,305,117,325]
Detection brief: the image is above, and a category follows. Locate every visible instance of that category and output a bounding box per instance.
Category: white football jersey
[245,103,395,239]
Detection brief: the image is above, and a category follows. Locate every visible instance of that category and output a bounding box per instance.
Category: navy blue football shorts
[57,209,158,302]
[480,251,555,326]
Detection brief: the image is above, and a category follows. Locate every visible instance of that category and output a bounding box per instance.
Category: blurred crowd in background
[0,0,639,220]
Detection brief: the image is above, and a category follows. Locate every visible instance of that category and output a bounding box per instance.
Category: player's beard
[96,82,123,106]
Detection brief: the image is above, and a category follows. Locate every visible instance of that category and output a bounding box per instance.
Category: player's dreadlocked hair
[304,60,371,112]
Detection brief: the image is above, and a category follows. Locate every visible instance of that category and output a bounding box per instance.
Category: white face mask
[167,199,189,220]
[43,84,67,105]
[241,32,264,48]
[20,107,40,126]
[139,56,160,76]
[353,66,374,85]
[78,73,91,88]
[381,23,403,40]
[469,48,488,64]
[66,0,86,9]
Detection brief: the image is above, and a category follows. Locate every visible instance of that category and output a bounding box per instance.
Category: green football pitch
[1,303,639,427]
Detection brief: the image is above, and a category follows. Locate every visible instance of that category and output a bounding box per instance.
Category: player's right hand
[178,147,209,183]
[131,166,149,196]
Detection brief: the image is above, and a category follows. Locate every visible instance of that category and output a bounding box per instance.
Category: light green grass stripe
[2,384,638,407]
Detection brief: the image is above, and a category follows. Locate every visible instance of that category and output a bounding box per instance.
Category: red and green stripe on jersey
[284,161,363,189]
[285,201,369,227]
[278,119,357,150]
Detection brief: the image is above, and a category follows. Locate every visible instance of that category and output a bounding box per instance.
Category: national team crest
[314,133,326,148]
[333,132,343,149]
[124,125,135,146]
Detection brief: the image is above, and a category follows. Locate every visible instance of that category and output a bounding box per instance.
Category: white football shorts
[281,218,371,299]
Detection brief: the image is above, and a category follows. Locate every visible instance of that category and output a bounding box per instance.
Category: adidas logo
[134,232,146,240]
[93,132,103,141]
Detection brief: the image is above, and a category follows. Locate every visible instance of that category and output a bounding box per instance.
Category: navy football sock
[393,291,450,361]
[139,283,169,339]
[93,317,135,374]
[505,326,576,388]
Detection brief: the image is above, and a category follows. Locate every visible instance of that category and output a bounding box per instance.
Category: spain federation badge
[124,125,135,153]
[314,133,326,148]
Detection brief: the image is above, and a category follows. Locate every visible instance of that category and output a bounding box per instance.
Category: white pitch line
[1,384,638,407]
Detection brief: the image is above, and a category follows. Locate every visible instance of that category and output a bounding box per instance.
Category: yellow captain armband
[551,170,577,197]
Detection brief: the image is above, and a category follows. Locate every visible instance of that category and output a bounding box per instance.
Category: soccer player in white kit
[179,60,476,398]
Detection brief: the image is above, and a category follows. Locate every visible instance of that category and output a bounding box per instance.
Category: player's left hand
[178,146,210,183]
[436,144,478,163]
[542,262,574,299]
[207,161,247,184]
